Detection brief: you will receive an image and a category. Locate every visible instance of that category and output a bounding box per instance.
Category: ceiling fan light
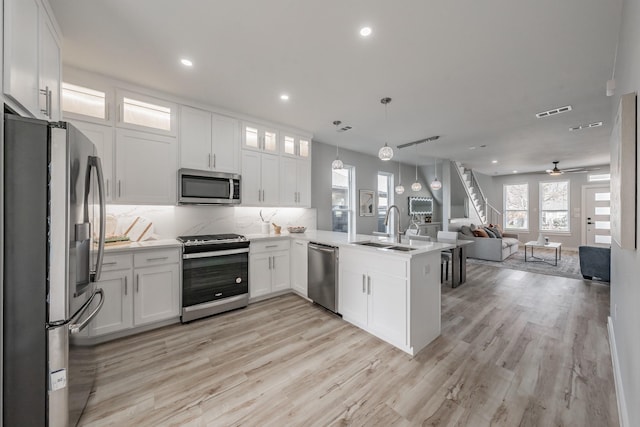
[395,184,405,194]
[411,181,422,192]
[430,178,442,190]
[549,170,563,176]
[378,143,393,161]
[332,158,344,170]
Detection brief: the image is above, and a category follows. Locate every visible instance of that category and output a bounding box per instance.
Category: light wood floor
[79,264,618,426]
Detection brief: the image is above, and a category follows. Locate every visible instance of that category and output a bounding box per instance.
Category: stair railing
[453,162,485,223]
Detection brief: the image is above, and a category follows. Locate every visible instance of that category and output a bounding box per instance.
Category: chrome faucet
[384,205,402,243]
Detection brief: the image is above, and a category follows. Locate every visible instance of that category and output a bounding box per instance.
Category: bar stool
[437,231,458,284]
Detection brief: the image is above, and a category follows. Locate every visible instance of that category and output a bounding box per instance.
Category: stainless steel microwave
[178,169,241,205]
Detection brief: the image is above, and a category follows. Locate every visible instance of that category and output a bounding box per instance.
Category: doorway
[582,184,611,247]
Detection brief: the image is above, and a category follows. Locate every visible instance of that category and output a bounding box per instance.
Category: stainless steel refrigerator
[3,114,106,426]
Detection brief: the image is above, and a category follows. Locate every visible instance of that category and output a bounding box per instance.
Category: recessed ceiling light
[280,94,289,101]
[180,58,193,67]
[512,170,518,174]
[491,160,498,164]
[360,27,372,37]
[468,146,477,150]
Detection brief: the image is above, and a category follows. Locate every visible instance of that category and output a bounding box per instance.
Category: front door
[583,185,611,247]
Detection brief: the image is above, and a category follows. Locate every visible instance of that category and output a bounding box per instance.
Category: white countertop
[246,230,454,257]
[103,238,182,253]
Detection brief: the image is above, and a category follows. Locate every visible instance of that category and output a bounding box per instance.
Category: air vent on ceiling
[337,125,353,132]
[535,105,573,119]
[569,121,603,131]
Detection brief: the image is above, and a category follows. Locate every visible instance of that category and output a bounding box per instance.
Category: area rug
[466,247,583,280]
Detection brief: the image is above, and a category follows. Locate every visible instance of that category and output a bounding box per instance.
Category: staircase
[453,161,501,225]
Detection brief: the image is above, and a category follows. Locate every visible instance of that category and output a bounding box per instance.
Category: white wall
[311,141,439,234]
[609,0,640,424]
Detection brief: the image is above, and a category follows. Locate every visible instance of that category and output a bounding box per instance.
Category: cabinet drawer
[100,254,133,272]
[134,248,180,268]
[250,239,290,253]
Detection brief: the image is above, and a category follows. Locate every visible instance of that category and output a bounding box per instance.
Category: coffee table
[524,241,562,266]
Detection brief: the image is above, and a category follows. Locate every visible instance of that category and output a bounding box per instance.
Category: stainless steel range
[178,233,250,322]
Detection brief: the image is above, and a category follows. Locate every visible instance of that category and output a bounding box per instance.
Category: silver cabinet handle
[268,256,272,270]
[208,153,212,168]
[136,274,140,293]
[106,179,110,197]
[102,261,117,266]
[258,189,262,202]
[124,276,128,295]
[106,102,110,121]
[39,86,50,117]
[265,245,278,248]
[362,274,366,293]
[118,180,122,197]
[146,256,168,261]
[367,276,371,295]
[262,190,265,202]
[48,88,52,118]
[213,154,216,168]
[272,256,276,269]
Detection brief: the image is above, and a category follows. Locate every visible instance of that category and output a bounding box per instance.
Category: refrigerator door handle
[88,156,107,282]
[69,289,104,334]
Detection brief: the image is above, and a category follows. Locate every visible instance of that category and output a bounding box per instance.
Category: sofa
[449,220,520,262]
[578,246,610,281]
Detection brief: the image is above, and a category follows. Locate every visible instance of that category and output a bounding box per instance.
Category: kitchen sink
[387,246,417,252]
[354,241,394,248]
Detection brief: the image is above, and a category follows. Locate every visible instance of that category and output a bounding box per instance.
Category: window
[540,181,570,232]
[62,82,106,120]
[504,183,529,230]
[332,166,354,233]
[377,172,393,232]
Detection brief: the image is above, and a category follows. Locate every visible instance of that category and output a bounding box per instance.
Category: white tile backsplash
[106,205,317,238]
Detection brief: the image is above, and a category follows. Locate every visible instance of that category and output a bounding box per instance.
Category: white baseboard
[608,316,629,427]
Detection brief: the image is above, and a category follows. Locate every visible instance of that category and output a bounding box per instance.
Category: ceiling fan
[543,161,601,175]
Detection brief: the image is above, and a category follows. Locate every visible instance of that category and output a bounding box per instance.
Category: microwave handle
[229,179,234,200]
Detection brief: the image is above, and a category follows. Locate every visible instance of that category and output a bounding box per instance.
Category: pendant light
[395,161,405,194]
[411,143,422,191]
[430,157,442,190]
[331,120,344,170]
[378,97,394,161]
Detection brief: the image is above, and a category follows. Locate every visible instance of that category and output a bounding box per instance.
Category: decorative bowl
[287,226,306,233]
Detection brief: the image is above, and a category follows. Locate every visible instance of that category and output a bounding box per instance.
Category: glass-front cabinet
[280,132,310,158]
[242,122,278,153]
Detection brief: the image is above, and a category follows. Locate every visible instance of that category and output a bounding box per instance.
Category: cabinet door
[339,266,368,328]
[133,263,180,326]
[260,153,280,205]
[290,240,308,296]
[296,159,310,207]
[115,129,177,204]
[211,113,240,173]
[280,157,298,206]
[368,271,407,348]
[90,269,133,336]
[249,252,272,298]
[180,106,212,170]
[38,9,61,121]
[241,150,262,205]
[72,121,114,202]
[3,0,40,116]
[271,250,290,292]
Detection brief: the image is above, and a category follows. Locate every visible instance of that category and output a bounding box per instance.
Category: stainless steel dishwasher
[307,242,339,313]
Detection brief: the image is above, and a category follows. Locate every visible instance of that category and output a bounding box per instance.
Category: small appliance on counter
[178,233,250,322]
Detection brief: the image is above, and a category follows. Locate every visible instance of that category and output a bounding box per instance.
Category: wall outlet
[424,265,430,275]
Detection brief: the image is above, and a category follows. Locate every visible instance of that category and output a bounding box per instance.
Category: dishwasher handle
[308,242,338,253]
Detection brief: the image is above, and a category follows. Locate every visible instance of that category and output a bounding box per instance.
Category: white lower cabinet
[339,248,408,349]
[249,240,290,299]
[290,240,308,296]
[90,247,180,339]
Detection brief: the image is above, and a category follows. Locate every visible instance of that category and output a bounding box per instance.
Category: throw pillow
[473,228,489,238]
[469,223,477,231]
[484,227,497,238]
[490,226,503,238]
[460,225,474,236]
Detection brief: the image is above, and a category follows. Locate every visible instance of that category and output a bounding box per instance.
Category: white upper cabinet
[280,132,311,159]
[62,82,111,124]
[180,105,240,173]
[241,151,279,206]
[70,121,115,202]
[114,128,177,204]
[116,89,177,136]
[4,0,61,120]
[242,122,278,153]
[280,157,310,207]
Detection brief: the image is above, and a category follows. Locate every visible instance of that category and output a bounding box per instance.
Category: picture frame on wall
[359,189,375,217]
[610,92,637,250]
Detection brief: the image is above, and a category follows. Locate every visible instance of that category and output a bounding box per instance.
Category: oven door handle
[183,248,250,259]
